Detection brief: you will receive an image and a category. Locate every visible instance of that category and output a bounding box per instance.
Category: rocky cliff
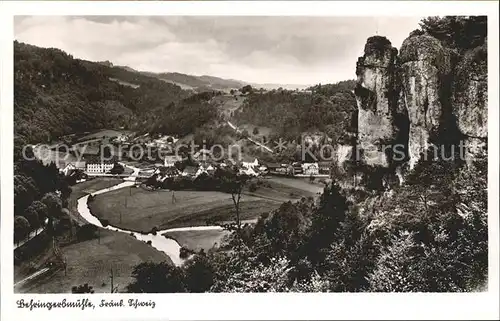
[399,34,453,169]
[354,36,399,168]
[353,30,487,184]
[452,43,488,163]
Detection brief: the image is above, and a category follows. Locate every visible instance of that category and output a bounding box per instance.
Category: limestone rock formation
[347,28,487,190]
[399,34,452,169]
[354,36,399,168]
[452,43,488,163]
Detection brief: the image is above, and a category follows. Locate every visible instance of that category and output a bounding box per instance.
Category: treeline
[233,80,357,143]
[14,147,72,244]
[417,16,487,53]
[124,155,487,292]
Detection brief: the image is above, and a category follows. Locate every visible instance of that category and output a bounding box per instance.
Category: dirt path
[227,121,274,153]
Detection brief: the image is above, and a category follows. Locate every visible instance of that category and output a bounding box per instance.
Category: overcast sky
[14,16,424,85]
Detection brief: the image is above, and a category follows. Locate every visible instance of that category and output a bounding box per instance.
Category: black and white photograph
[1,1,499,320]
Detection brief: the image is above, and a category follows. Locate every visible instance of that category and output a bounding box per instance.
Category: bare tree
[222,168,251,232]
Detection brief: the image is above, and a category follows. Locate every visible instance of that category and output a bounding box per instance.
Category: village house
[302,163,319,175]
[153,166,180,182]
[266,163,293,176]
[239,166,259,177]
[241,158,259,169]
[164,155,183,167]
[60,161,86,176]
[85,156,116,174]
[86,161,115,174]
[182,165,199,177]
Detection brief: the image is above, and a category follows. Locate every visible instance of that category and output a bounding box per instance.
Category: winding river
[76,167,228,266]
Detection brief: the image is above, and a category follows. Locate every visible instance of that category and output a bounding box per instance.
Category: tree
[211,256,293,292]
[241,129,249,139]
[184,254,216,292]
[76,224,98,241]
[14,216,31,243]
[221,169,251,232]
[240,85,253,94]
[303,183,350,268]
[23,206,41,230]
[61,184,72,201]
[72,283,95,293]
[126,261,186,293]
[27,200,48,225]
[109,163,125,175]
[368,232,427,292]
[41,192,63,218]
[419,16,487,52]
[252,127,259,135]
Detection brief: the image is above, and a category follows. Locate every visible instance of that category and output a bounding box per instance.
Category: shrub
[76,224,98,241]
[72,283,95,293]
[179,247,192,259]
[248,182,258,192]
[14,216,31,243]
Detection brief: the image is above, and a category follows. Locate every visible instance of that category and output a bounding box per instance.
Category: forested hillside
[14,41,190,144]
[233,80,357,143]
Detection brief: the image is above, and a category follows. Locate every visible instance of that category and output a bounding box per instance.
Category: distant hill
[115,67,310,92]
[249,83,311,91]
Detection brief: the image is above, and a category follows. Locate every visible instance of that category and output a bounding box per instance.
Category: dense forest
[13,145,73,245]
[233,80,357,143]
[144,91,222,137]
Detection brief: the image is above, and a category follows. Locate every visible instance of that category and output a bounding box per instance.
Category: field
[16,229,169,294]
[158,178,321,252]
[78,129,131,142]
[265,176,326,195]
[246,177,321,201]
[89,188,281,233]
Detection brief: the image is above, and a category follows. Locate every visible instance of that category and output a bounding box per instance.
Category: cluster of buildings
[266,161,331,177]
[146,156,269,186]
[53,131,332,181]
